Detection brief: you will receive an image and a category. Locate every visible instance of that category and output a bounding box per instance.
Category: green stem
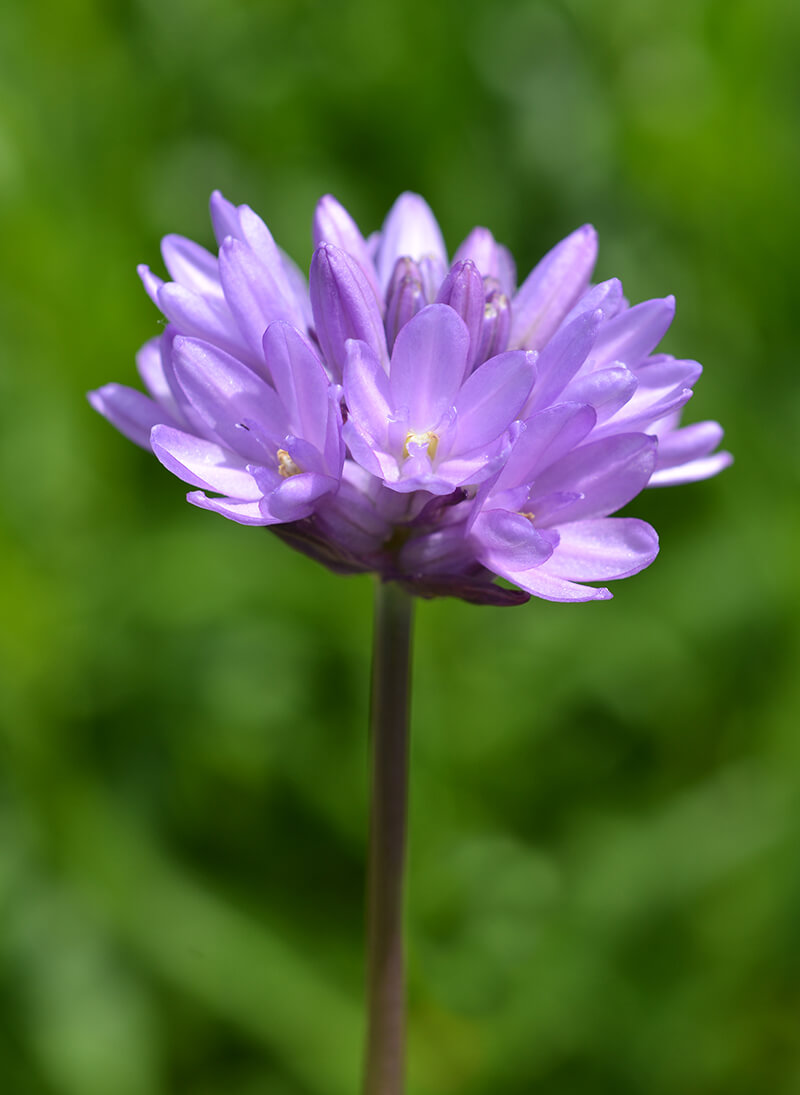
[363,579,414,1095]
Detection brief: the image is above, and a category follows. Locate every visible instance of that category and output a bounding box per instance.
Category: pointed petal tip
[209,189,234,224]
[87,383,129,416]
[313,240,338,262]
[655,293,677,319]
[577,224,598,257]
[563,224,598,255]
[448,256,481,279]
[186,490,276,525]
[137,263,163,300]
[648,293,677,319]
[397,189,427,203]
[149,422,169,445]
[314,193,343,215]
[170,331,213,359]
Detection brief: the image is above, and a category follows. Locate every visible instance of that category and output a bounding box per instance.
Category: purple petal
[188,491,276,525]
[312,194,381,300]
[561,278,625,327]
[510,225,597,350]
[452,350,535,451]
[453,227,516,294]
[282,435,327,477]
[376,193,448,292]
[635,354,702,390]
[497,403,597,491]
[278,248,314,330]
[155,326,213,436]
[493,565,613,602]
[265,471,339,521]
[648,451,732,486]
[262,321,332,447]
[588,297,675,370]
[435,436,511,488]
[138,264,164,307]
[237,204,283,258]
[342,420,388,478]
[323,387,346,478]
[151,425,263,499]
[389,304,469,428]
[170,336,288,460]
[343,338,394,449]
[592,390,692,441]
[560,365,638,422]
[417,253,448,302]
[136,337,182,420]
[654,420,725,469]
[539,517,658,580]
[156,281,246,360]
[161,235,222,298]
[313,472,393,554]
[529,433,657,523]
[528,490,585,526]
[380,467,463,496]
[494,247,517,298]
[88,384,177,449]
[524,307,602,414]
[310,243,389,380]
[589,356,701,438]
[471,509,556,571]
[218,237,303,361]
[209,190,242,245]
[398,525,476,575]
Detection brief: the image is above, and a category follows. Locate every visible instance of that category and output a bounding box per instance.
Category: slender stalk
[363,579,414,1095]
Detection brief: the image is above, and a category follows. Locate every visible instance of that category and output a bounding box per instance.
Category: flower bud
[310,243,389,380]
[385,258,425,350]
[435,260,484,364]
[474,289,511,367]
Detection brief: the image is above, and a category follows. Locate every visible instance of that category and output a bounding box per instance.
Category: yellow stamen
[402,430,439,461]
[277,448,301,478]
[519,511,536,523]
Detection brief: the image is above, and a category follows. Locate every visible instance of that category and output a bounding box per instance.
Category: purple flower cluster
[90,192,730,604]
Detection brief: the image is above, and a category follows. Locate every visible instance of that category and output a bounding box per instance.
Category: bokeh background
[1,0,799,1092]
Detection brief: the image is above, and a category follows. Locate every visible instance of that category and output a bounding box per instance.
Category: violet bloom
[90,191,730,604]
[343,304,535,494]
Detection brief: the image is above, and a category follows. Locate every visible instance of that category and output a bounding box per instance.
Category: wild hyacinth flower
[90,191,730,1094]
[91,189,729,604]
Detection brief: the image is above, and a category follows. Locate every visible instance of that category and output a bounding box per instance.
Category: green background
[1,0,799,1091]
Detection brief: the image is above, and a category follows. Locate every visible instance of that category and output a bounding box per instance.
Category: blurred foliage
[1,0,799,1091]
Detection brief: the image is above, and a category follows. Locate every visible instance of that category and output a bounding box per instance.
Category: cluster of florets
[90,192,730,604]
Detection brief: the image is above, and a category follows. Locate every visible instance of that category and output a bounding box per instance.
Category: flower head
[90,191,731,604]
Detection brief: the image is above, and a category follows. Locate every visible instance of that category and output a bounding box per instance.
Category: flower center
[277,448,302,478]
[402,430,439,461]
[519,511,536,523]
